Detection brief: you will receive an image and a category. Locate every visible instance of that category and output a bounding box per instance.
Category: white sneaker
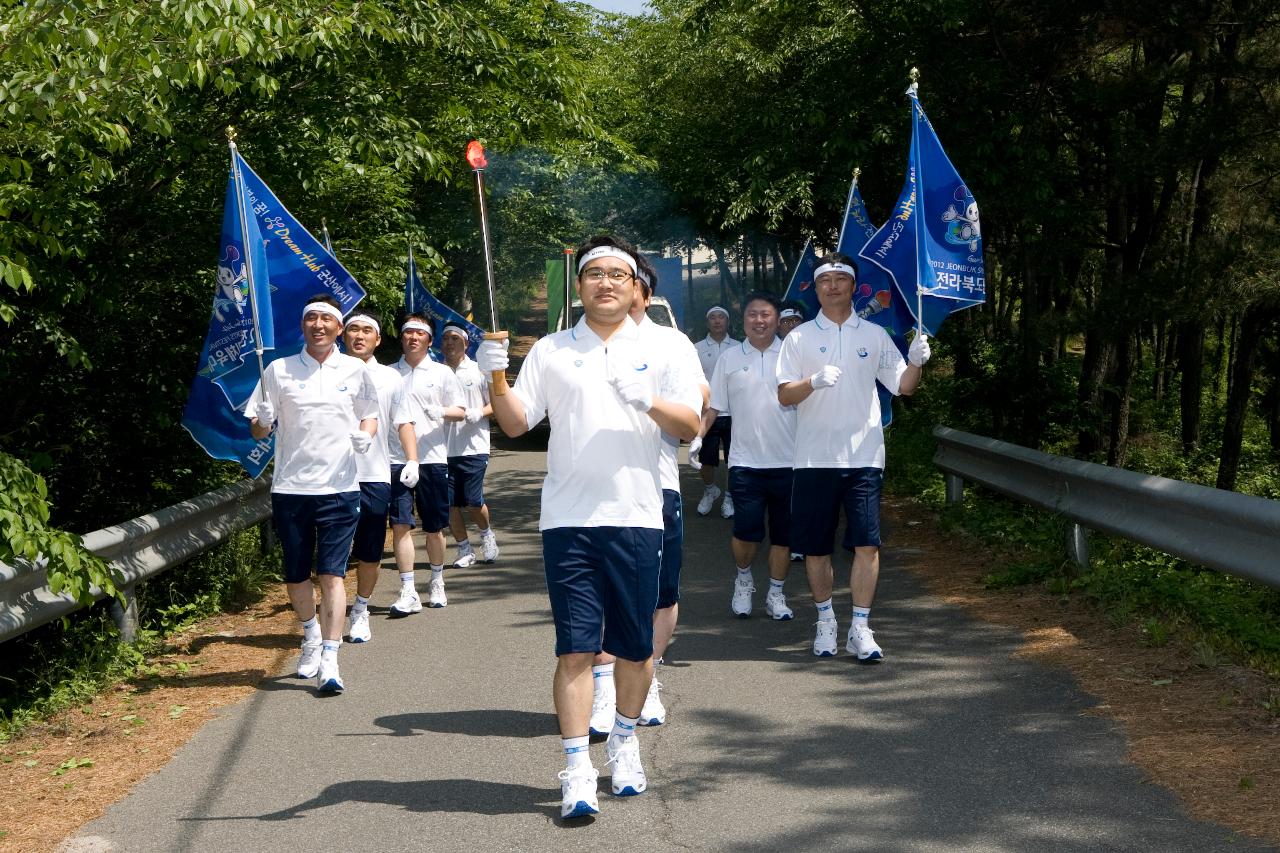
[588,687,616,737]
[296,639,322,678]
[696,484,721,516]
[347,609,372,643]
[481,530,499,562]
[730,576,754,618]
[389,585,421,617]
[721,492,734,518]
[764,590,794,621]
[605,736,647,796]
[847,623,884,662]
[638,678,665,726]
[453,542,477,568]
[558,765,600,818]
[428,576,447,608]
[813,620,838,657]
[317,656,344,693]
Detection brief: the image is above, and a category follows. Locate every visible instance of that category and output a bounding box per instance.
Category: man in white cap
[440,323,499,568]
[479,234,700,820]
[702,292,797,621]
[388,312,465,613]
[776,252,931,661]
[778,305,804,338]
[247,294,379,694]
[341,310,419,644]
[691,304,739,517]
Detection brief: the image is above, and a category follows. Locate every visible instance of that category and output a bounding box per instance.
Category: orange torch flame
[465,140,488,170]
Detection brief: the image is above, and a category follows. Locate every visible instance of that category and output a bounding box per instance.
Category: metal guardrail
[932,425,1280,590]
[0,477,271,644]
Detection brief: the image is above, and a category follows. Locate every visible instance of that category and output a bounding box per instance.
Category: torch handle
[484,331,510,396]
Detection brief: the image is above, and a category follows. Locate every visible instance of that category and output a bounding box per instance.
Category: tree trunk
[1076,322,1113,457]
[1177,320,1204,454]
[1217,308,1269,491]
[1107,330,1135,468]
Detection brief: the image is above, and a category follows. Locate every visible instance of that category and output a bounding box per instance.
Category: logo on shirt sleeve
[857,347,869,358]
[633,362,649,372]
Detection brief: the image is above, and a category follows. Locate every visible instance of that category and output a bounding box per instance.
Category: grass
[0,526,280,743]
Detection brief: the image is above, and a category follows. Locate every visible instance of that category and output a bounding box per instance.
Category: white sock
[768,578,785,593]
[736,566,752,582]
[321,639,341,661]
[592,663,615,699]
[609,711,638,743]
[815,598,835,622]
[300,615,321,642]
[430,564,444,580]
[562,735,591,770]
[352,595,369,614]
[457,539,472,550]
[852,606,871,626]
[399,571,414,590]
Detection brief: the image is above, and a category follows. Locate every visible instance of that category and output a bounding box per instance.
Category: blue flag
[781,238,820,320]
[859,87,985,336]
[405,247,485,360]
[184,147,368,477]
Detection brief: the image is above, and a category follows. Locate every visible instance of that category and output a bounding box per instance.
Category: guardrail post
[110,584,139,644]
[259,519,276,555]
[1066,523,1090,570]
[944,473,964,505]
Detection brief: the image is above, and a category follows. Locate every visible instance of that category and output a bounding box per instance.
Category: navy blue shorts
[351,482,391,563]
[729,467,793,546]
[389,463,451,533]
[657,489,683,610]
[271,492,360,584]
[541,526,663,662]
[790,468,883,556]
[447,454,489,508]
[697,415,732,467]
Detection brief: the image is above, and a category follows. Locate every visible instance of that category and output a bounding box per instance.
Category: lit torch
[466,140,510,395]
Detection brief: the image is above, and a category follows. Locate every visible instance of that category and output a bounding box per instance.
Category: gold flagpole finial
[909,67,920,83]
[853,166,862,180]
[225,125,237,144]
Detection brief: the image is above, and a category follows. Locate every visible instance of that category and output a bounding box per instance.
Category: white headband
[344,314,381,335]
[303,302,344,324]
[636,267,652,289]
[780,308,803,320]
[706,305,729,319]
[813,262,857,280]
[401,320,432,336]
[442,324,469,340]
[577,246,637,275]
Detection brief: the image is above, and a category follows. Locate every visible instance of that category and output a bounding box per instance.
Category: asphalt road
[67,439,1273,852]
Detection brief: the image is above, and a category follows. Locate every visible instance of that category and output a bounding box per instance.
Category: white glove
[254,400,275,427]
[421,404,445,421]
[688,436,703,470]
[464,407,484,424]
[810,365,841,389]
[908,333,932,367]
[477,339,510,374]
[399,460,420,488]
[610,374,653,412]
[349,430,372,454]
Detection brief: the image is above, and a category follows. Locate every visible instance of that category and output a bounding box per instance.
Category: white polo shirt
[775,311,908,470]
[446,356,491,458]
[513,315,702,531]
[697,334,739,385]
[245,350,379,495]
[709,337,796,470]
[639,316,707,493]
[393,356,464,466]
[353,359,408,485]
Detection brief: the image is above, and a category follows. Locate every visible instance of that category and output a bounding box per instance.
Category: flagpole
[836,167,861,252]
[321,218,334,255]
[226,127,267,387]
[907,68,925,338]
[562,247,574,331]
[407,241,417,314]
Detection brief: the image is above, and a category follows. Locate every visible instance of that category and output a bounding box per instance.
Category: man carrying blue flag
[776,254,931,661]
[246,296,380,694]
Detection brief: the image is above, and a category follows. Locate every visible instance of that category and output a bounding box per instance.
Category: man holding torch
[479,236,701,819]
